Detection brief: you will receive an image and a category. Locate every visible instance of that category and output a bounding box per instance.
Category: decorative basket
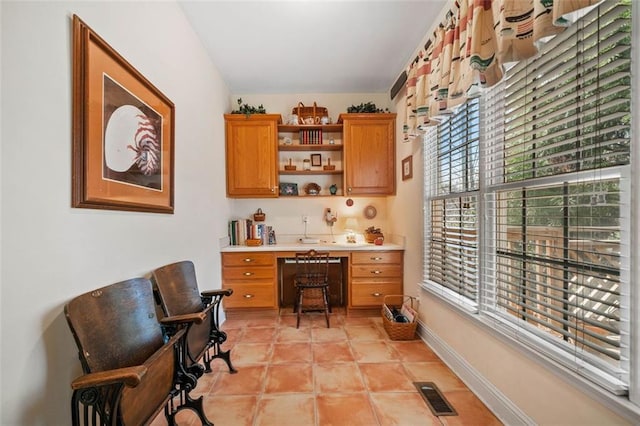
[284,159,296,171]
[292,102,328,125]
[253,208,266,222]
[382,295,418,341]
[246,239,262,246]
[365,231,384,243]
[304,182,321,196]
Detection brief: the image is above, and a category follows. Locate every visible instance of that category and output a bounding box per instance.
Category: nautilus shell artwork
[104,105,160,176]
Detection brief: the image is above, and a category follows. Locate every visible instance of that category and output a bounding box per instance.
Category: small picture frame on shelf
[311,153,322,167]
[279,182,298,196]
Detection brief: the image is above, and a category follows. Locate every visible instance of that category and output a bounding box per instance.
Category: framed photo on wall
[71,15,175,213]
[402,155,413,181]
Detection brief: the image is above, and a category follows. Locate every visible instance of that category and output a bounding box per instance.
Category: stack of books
[299,129,323,144]
[228,219,272,246]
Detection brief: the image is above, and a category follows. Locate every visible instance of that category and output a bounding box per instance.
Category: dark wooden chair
[152,260,237,374]
[65,277,212,426]
[294,249,331,328]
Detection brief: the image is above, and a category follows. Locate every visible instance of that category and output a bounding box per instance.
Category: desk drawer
[223,266,275,281]
[351,251,402,265]
[222,252,275,267]
[351,281,402,306]
[222,283,276,308]
[351,264,402,278]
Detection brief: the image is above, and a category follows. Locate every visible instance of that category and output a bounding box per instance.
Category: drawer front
[222,283,276,308]
[351,251,402,265]
[222,252,275,267]
[351,281,402,307]
[351,264,402,278]
[223,266,275,281]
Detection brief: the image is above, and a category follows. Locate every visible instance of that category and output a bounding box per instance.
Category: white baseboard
[416,320,535,426]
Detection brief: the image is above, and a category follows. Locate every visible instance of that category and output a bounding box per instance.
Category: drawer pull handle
[370,257,383,261]
[243,294,254,299]
[243,258,253,263]
[372,292,382,297]
[243,272,253,276]
[371,270,382,274]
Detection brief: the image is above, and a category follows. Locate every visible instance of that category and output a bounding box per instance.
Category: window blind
[483,0,631,391]
[425,99,480,302]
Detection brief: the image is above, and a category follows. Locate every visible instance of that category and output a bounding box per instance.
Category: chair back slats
[64,278,165,373]
[295,250,330,286]
[152,261,203,316]
[294,250,331,328]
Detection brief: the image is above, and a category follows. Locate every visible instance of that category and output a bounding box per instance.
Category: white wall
[388,91,424,299]
[0,2,231,424]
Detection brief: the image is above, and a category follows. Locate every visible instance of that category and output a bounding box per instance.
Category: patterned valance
[403,0,601,141]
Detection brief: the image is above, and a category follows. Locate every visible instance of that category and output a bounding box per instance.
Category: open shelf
[280,170,342,175]
[278,124,342,132]
[279,145,342,152]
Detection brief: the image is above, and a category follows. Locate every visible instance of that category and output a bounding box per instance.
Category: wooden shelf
[278,124,342,132]
[279,144,342,152]
[281,194,343,198]
[279,170,343,175]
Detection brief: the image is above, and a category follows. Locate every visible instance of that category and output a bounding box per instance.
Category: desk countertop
[220,241,404,253]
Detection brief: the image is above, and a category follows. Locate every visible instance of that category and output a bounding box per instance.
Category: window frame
[421,0,639,413]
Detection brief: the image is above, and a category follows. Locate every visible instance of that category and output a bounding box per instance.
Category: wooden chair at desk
[294,249,331,328]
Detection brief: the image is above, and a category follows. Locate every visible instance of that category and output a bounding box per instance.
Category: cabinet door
[225,114,280,197]
[342,114,396,196]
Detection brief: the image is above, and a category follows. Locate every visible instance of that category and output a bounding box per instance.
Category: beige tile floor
[152,309,502,426]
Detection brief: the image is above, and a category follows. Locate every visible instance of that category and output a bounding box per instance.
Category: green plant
[231,98,266,117]
[347,102,390,113]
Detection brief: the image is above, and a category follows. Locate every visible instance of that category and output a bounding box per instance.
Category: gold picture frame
[402,155,413,181]
[72,15,175,213]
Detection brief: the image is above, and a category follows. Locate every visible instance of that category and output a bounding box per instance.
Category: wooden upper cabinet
[340,113,396,196]
[225,114,281,198]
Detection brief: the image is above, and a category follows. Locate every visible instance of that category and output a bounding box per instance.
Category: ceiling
[178,1,447,95]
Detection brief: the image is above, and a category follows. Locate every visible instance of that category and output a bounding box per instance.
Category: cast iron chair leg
[296,288,303,329]
[323,288,330,328]
[211,347,237,374]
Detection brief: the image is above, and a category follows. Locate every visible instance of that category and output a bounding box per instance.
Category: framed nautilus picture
[72,15,174,213]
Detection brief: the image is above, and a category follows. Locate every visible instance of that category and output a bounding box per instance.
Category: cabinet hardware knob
[243,258,253,262]
[371,270,382,274]
[370,257,383,261]
[243,294,254,298]
[271,187,275,192]
[372,292,382,297]
[243,272,253,276]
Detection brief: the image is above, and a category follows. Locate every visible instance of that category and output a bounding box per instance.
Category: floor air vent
[414,382,457,416]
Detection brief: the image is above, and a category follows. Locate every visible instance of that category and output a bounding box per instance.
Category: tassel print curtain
[403,0,601,141]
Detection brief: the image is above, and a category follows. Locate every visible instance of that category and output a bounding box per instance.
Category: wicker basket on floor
[382,295,418,340]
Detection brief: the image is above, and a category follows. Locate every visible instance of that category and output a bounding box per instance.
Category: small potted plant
[346,102,390,113]
[231,98,266,117]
